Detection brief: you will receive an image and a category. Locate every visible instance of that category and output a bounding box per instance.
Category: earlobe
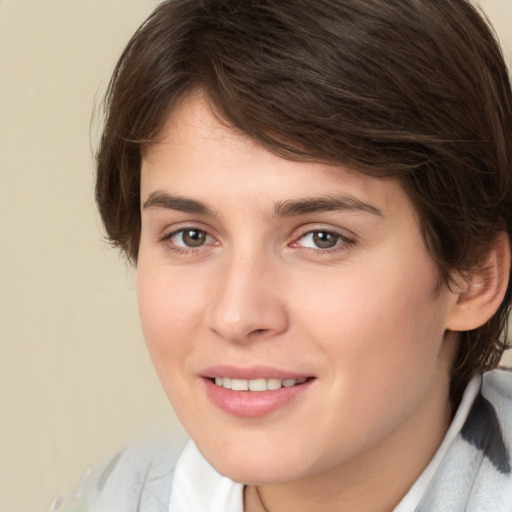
[446,232,511,332]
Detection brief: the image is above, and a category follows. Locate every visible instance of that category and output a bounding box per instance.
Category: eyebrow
[273,195,384,218]
[142,191,216,216]
[142,191,383,218]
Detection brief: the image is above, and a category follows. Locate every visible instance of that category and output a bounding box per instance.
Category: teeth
[213,377,307,391]
[267,378,282,391]
[216,377,231,389]
[248,378,267,391]
[231,379,249,391]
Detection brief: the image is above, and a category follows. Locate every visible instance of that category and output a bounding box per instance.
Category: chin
[194,435,310,485]
[213,460,299,486]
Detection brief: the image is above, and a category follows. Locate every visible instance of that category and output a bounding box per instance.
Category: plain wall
[0,3,185,511]
[1,1,511,510]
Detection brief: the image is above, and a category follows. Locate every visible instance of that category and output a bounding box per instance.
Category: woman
[57,1,512,510]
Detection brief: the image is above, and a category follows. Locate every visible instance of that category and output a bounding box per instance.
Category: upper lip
[200,364,314,381]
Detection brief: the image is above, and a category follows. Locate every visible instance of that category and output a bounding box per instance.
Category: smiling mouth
[211,377,312,391]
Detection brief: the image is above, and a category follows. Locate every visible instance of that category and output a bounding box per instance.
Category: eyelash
[160,227,217,254]
[291,229,355,254]
[160,227,355,255]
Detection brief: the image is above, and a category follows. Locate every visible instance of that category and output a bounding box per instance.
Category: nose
[206,253,289,343]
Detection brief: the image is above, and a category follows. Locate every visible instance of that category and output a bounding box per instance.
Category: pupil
[183,229,206,247]
[313,232,337,249]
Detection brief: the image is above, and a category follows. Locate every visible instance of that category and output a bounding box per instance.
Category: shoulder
[482,366,512,420]
[463,368,512,476]
[53,437,187,512]
[416,369,512,511]
[463,369,512,509]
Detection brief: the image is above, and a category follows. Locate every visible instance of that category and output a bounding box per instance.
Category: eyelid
[291,223,356,242]
[290,225,357,252]
[167,228,213,243]
[159,220,214,240]
[160,223,219,252]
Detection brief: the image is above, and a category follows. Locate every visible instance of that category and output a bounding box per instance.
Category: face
[137,94,458,486]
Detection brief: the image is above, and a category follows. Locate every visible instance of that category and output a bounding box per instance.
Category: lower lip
[203,378,314,418]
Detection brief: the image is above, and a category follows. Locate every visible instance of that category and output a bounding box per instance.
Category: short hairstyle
[96,0,512,406]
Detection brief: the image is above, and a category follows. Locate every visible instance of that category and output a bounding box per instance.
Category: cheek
[293,256,448,394]
[136,264,203,377]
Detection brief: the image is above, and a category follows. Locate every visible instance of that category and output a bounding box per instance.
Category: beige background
[1,1,511,511]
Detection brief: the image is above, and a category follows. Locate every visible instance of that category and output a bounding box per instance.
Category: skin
[137,93,463,512]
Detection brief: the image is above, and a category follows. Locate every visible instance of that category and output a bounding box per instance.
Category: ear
[446,232,511,332]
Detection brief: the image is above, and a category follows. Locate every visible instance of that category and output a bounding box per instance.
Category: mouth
[210,376,311,391]
[202,369,316,417]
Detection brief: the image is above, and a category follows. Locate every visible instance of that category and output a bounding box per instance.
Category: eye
[295,230,351,250]
[165,228,214,248]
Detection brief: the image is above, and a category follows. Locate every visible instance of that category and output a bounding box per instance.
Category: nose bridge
[206,247,288,342]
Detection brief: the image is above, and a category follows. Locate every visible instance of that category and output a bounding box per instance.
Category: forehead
[141,94,413,221]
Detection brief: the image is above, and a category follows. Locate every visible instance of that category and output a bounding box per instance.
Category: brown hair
[96,0,512,406]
